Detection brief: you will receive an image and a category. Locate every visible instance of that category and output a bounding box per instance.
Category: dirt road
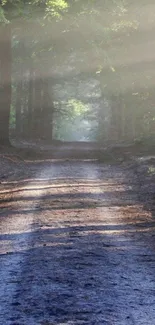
[0,161,155,325]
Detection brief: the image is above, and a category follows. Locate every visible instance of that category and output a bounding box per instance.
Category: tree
[0,23,11,145]
[0,0,69,145]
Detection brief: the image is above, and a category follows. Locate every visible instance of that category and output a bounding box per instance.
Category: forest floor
[1,143,155,324]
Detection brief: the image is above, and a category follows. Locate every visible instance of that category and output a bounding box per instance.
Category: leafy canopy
[0,0,69,22]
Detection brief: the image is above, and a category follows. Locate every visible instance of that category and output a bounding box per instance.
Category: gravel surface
[0,159,155,325]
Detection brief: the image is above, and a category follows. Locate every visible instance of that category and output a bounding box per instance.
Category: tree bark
[0,24,12,145]
[42,78,54,142]
[32,70,42,139]
[15,76,23,136]
[27,64,34,138]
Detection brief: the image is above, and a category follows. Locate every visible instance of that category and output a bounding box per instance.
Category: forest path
[0,161,155,325]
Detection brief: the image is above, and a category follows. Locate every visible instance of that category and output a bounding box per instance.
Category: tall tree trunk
[120,98,125,140]
[27,64,34,138]
[42,78,54,142]
[110,95,121,142]
[32,70,42,139]
[15,80,23,135]
[0,24,12,145]
[15,40,25,136]
[124,93,135,141]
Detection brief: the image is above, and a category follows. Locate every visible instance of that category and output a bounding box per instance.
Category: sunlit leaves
[1,0,7,5]
[111,20,139,32]
[68,99,89,115]
[45,0,68,18]
[0,5,8,23]
[0,0,69,21]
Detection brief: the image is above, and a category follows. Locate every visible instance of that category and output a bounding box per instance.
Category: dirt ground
[0,147,155,325]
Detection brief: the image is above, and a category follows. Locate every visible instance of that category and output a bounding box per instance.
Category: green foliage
[66,99,89,119]
[53,99,91,141]
[0,5,8,23]
[0,0,69,21]
[45,0,68,17]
